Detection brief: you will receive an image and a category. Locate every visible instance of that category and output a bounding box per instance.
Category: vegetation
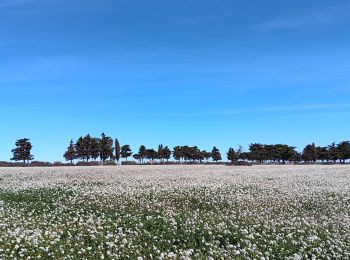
[99,133,114,162]
[1,166,350,258]
[63,140,76,164]
[211,146,222,162]
[227,148,236,163]
[11,138,34,163]
[121,145,132,162]
[115,138,120,163]
[6,136,350,165]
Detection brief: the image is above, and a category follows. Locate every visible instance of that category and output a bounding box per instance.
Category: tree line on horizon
[7,133,350,165]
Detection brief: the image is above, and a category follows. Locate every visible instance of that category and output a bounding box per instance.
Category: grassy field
[1,165,350,259]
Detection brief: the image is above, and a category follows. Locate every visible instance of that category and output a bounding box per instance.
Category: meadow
[1,165,350,259]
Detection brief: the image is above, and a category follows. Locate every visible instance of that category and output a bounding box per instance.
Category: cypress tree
[115,138,121,163]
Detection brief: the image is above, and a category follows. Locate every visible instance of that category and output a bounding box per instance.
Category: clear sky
[1,0,350,162]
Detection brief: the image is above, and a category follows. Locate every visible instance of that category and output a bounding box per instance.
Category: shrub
[31,161,52,167]
[227,161,253,166]
[104,160,116,166]
[121,161,138,165]
[76,161,101,166]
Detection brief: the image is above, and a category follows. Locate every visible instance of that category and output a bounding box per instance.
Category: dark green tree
[90,138,100,161]
[157,144,164,162]
[99,133,114,162]
[239,152,250,161]
[75,135,94,162]
[201,150,212,163]
[328,142,339,163]
[133,154,141,163]
[173,146,183,162]
[181,146,190,162]
[115,138,121,163]
[191,146,203,162]
[63,139,76,164]
[146,149,157,162]
[121,145,132,162]
[190,146,201,162]
[273,144,296,164]
[75,136,86,161]
[316,146,330,163]
[290,151,302,163]
[337,141,350,163]
[211,146,222,162]
[138,145,147,163]
[163,146,171,162]
[11,138,34,163]
[249,143,267,163]
[302,143,317,163]
[227,148,236,163]
[235,145,243,161]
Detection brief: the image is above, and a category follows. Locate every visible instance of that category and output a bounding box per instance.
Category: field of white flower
[1,165,350,259]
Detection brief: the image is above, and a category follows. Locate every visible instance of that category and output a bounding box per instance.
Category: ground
[1,165,350,259]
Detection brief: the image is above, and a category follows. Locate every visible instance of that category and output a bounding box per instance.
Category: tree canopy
[11,138,34,163]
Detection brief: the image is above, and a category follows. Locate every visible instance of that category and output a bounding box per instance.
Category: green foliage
[121,145,132,161]
[63,140,76,164]
[99,133,114,162]
[133,153,141,163]
[211,146,222,162]
[90,138,100,161]
[172,146,183,162]
[249,143,297,164]
[104,160,116,166]
[55,136,350,165]
[201,150,212,162]
[171,146,209,163]
[138,145,147,163]
[337,141,350,163]
[249,143,267,163]
[163,146,171,161]
[316,146,330,162]
[75,135,94,162]
[227,148,236,163]
[146,149,157,161]
[157,144,164,161]
[327,142,339,163]
[302,143,317,163]
[115,138,120,162]
[11,138,34,163]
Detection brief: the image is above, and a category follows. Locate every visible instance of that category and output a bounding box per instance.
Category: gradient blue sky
[1,0,350,162]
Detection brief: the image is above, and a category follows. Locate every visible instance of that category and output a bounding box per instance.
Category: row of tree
[63,133,121,163]
[227,142,350,164]
[9,135,350,164]
[62,135,350,164]
[62,134,224,164]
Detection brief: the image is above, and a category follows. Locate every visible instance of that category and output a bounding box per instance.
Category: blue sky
[1,0,350,162]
